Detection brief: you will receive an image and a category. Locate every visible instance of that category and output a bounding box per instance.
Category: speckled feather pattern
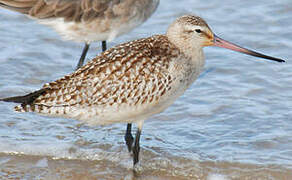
[14,35,198,125]
[177,15,209,27]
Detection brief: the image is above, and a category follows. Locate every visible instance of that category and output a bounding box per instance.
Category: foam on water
[207,174,229,180]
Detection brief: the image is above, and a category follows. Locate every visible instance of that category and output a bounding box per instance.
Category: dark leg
[76,43,90,70]
[133,127,142,166]
[124,123,134,152]
[102,41,107,52]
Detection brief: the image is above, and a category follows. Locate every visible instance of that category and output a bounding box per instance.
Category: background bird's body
[11,35,204,126]
[0,0,159,42]
[0,0,160,68]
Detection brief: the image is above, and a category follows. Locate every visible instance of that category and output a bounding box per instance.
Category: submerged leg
[76,43,90,69]
[102,41,107,52]
[125,123,134,152]
[133,121,144,166]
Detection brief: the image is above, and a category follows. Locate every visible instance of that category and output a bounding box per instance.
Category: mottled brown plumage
[14,35,188,126]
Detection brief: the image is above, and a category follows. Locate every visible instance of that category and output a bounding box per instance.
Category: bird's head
[167,15,285,63]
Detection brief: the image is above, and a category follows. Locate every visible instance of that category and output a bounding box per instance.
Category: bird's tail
[0,89,46,105]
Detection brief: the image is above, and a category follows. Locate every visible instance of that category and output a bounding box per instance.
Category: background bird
[0,15,285,166]
[0,0,160,69]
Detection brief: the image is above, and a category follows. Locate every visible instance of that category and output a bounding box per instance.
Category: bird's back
[0,0,150,22]
[0,0,160,42]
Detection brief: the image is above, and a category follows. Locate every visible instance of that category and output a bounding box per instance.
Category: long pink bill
[213,35,285,63]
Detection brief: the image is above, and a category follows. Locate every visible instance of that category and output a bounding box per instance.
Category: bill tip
[278,59,286,63]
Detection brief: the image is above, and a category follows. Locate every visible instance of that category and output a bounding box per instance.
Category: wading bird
[0,15,285,166]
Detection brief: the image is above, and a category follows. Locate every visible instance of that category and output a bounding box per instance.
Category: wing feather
[0,0,125,22]
[28,35,177,112]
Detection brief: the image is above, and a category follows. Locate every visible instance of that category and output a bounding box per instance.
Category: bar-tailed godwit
[0,0,160,68]
[0,15,285,166]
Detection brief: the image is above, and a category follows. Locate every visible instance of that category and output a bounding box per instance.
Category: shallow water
[0,0,292,179]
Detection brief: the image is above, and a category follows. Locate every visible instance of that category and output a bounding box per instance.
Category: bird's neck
[167,35,204,64]
[166,31,203,58]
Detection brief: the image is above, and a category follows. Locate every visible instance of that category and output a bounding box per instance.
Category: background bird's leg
[102,41,107,52]
[125,123,134,152]
[76,43,90,69]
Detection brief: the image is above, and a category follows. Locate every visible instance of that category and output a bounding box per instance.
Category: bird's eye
[195,29,202,33]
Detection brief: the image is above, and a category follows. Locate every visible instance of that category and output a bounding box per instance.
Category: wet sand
[0,153,291,180]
